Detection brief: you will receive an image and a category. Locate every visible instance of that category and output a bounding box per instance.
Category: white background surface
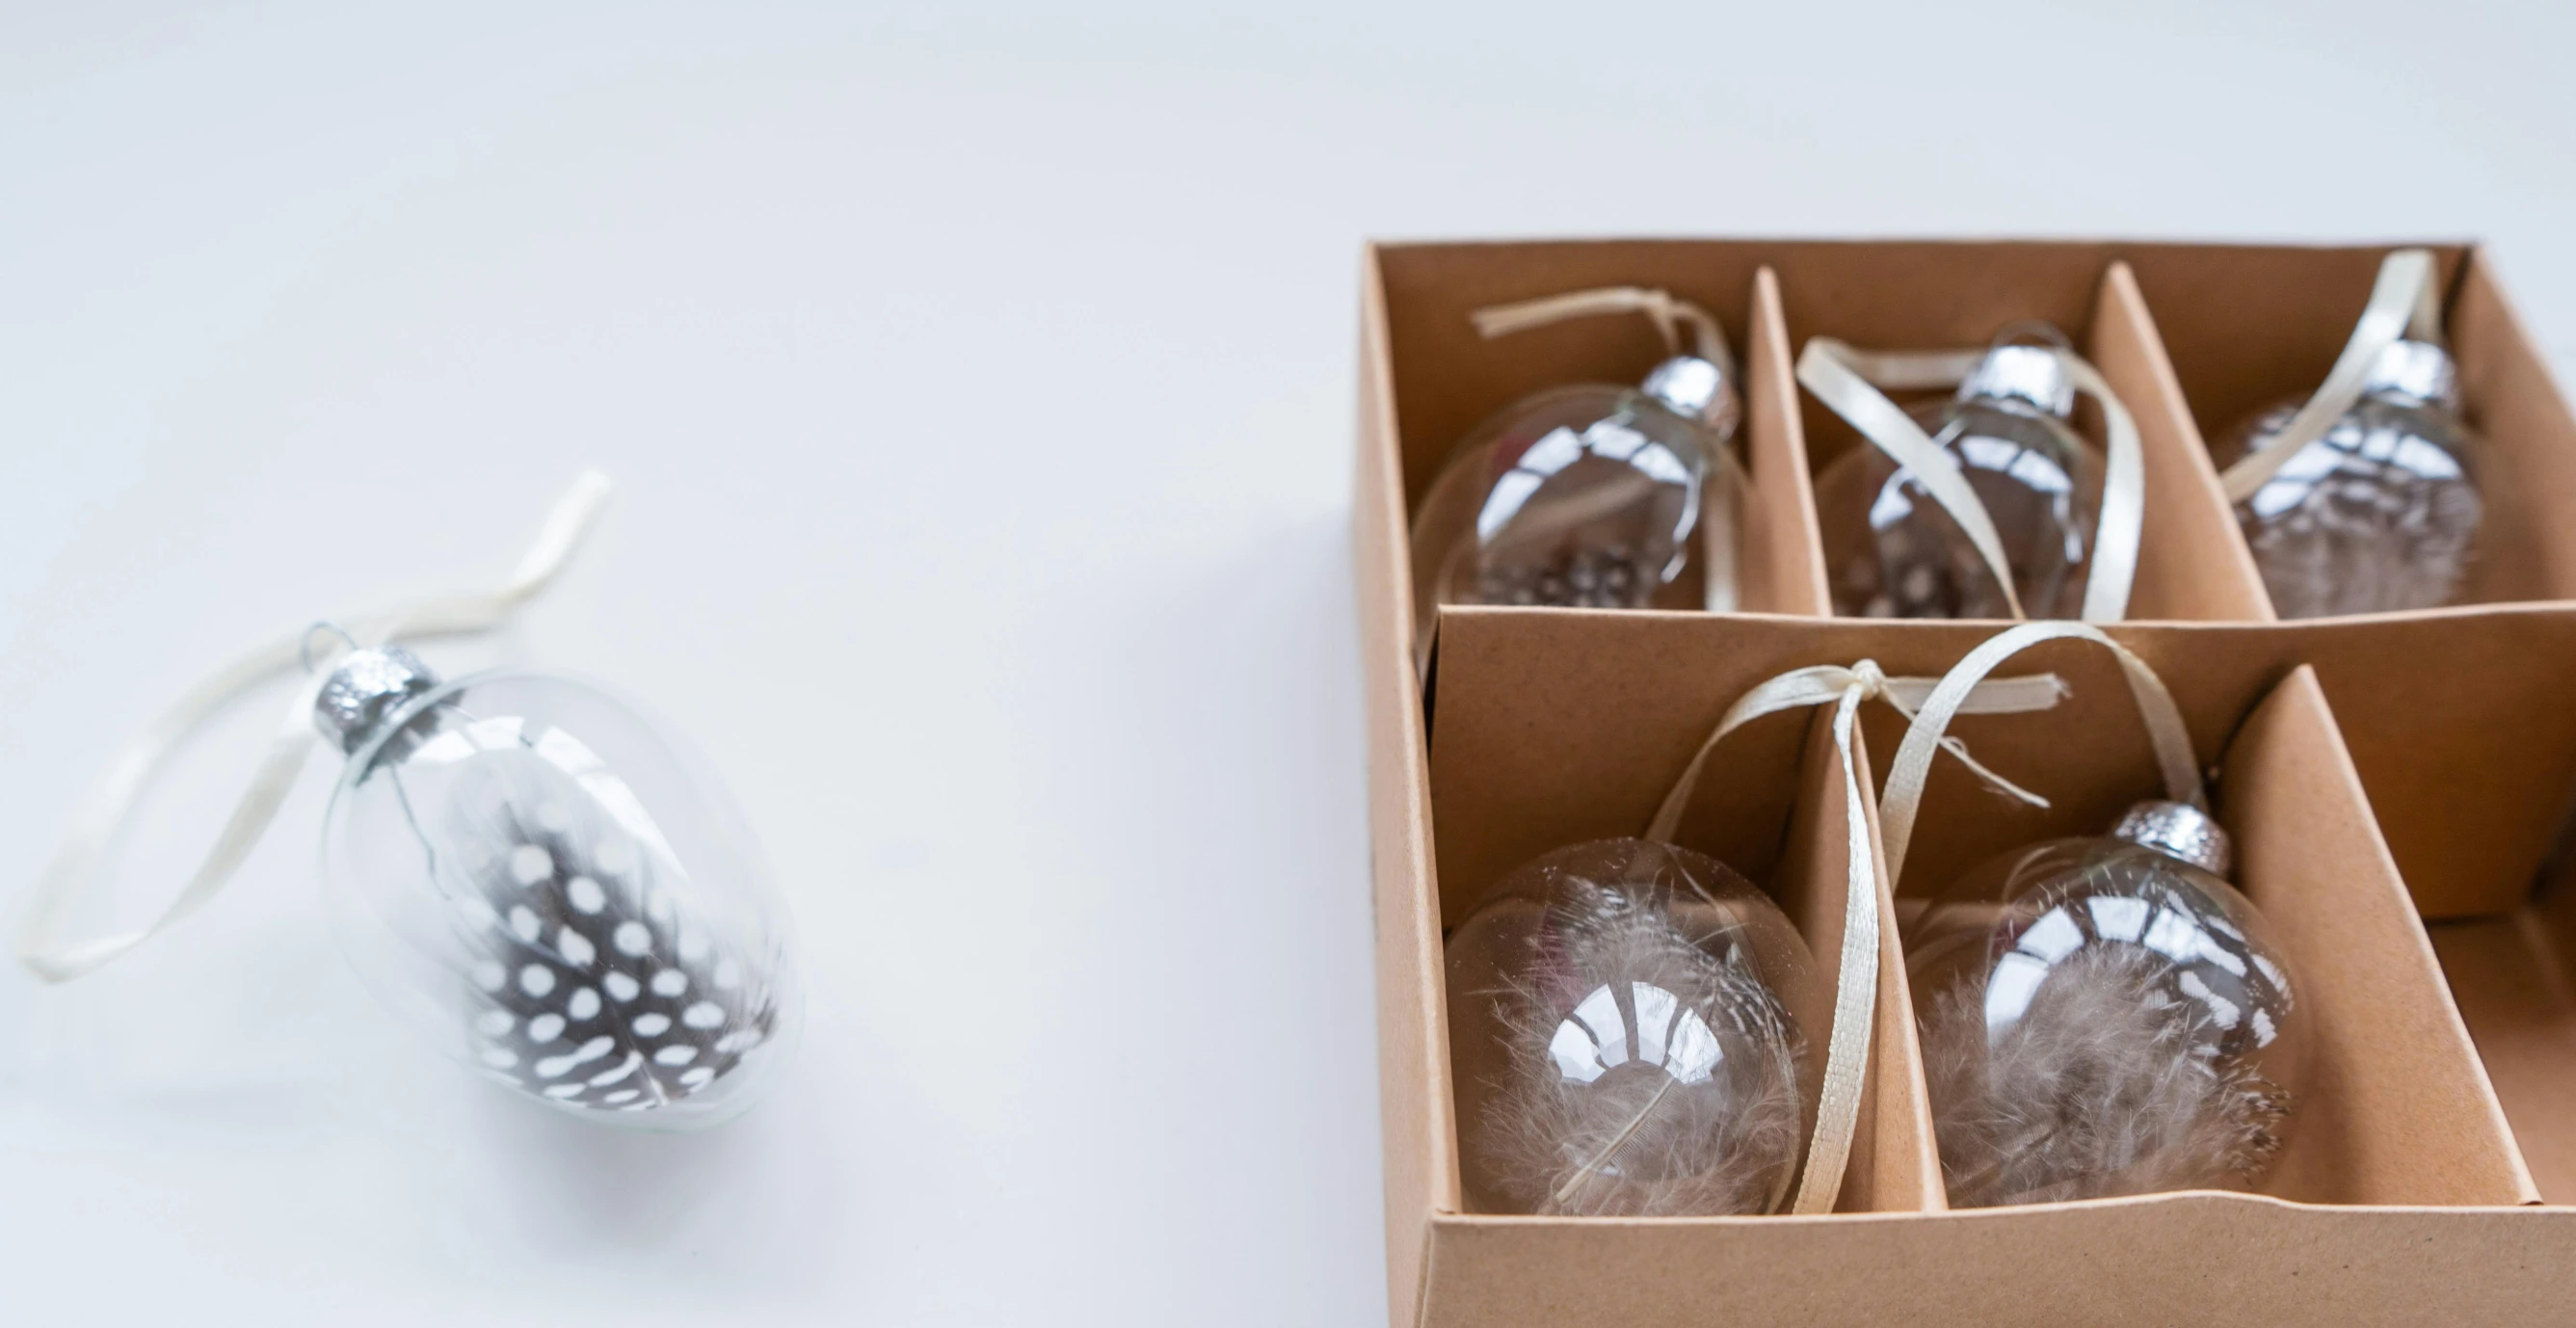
[2,3,2572,1323]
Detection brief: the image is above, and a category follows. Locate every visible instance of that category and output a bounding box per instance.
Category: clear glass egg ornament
[1444,838,1822,1216]
[314,645,798,1130]
[1903,802,2302,1208]
[1813,326,2105,619]
[2216,338,2483,619]
[1409,355,1748,654]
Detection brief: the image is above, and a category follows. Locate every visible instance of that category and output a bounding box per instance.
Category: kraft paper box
[1354,238,2576,1325]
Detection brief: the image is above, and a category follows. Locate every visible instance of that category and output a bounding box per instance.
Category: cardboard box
[1356,240,2576,1324]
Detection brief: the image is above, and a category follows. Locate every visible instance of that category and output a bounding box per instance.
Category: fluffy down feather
[1922,942,2291,1208]
[1476,878,1806,1217]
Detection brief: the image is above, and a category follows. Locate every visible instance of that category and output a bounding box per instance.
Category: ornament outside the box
[1873,622,2304,1208]
[2215,249,2483,619]
[1801,322,2144,624]
[1443,656,2069,1218]
[18,473,798,1131]
[1408,286,1748,669]
[316,641,794,1126]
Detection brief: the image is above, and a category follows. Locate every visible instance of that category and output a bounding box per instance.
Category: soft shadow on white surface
[1,1,2571,1324]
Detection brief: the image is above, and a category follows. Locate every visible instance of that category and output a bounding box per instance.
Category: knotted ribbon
[1647,658,2068,1213]
[1878,621,2205,890]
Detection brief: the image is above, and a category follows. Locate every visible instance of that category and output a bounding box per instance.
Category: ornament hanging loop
[1878,621,2203,890]
[1471,285,1735,369]
[299,622,360,676]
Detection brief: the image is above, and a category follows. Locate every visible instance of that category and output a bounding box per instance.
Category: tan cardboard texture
[2206,666,2530,1205]
[1740,267,1831,616]
[2433,878,2576,1202]
[1410,1198,2569,1328]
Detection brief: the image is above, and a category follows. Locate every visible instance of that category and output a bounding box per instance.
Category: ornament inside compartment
[1408,293,1748,664]
[1444,837,1823,1217]
[1812,323,2106,620]
[1902,800,2303,1208]
[319,647,798,1130]
[2216,336,2483,619]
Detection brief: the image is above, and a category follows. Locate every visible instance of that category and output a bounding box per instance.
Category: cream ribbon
[1795,335,2144,623]
[16,470,617,983]
[1878,621,2204,890]
[1470,286,1743,614]
[2217,249,2442,505]
[1470,285,1733,366]
[1646,659,2067,1213]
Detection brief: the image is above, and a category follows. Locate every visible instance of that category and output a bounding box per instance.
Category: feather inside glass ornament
[2217,343,2483,619]
[1445,839,1822,1217]
[16,472,798,1132]
[319,645,797,1129]
[2212,248,2482,620]
[1408,286,1749,674]
[1902,801,2303,1208]
[1811,323,2106,621]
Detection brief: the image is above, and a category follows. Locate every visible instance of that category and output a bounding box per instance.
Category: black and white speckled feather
[438,750,780,1115]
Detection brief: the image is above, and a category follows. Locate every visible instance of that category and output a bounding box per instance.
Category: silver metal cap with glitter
[1642,355,1739,430]
[1958,343,2078,418]
[2361,338,2459,410]
[2111,799,2233,878]
[314,645,442,754]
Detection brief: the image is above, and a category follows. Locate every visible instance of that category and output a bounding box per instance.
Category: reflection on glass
[1814,327,2104,620]
[320,658,798,1131]
[1410,355,1746,668]
[1444,838,1821,1216]
[1903,802,2303,1208]
[2217,338,2483,619]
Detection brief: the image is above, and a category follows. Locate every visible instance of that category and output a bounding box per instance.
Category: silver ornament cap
[314,644,441,754]
[2111,799,2233,878]
[1641,355,1739,429]
[2362,338,2459,410]
[1958,343,2077,418]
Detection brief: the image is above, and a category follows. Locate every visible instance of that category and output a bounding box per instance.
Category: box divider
[2452,248,2576,604]
[2220,665,2536,1205]
[2087,261,2274,622]
[1742,265,1833,616]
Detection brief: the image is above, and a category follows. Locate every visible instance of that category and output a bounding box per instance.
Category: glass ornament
[314,644,797,1130]
[1904,801,2302,1208]
[1813,326,2104,619]
[2216,338,2483,619]
[1444,838,1821,1216]
[1409,354,1746,650]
